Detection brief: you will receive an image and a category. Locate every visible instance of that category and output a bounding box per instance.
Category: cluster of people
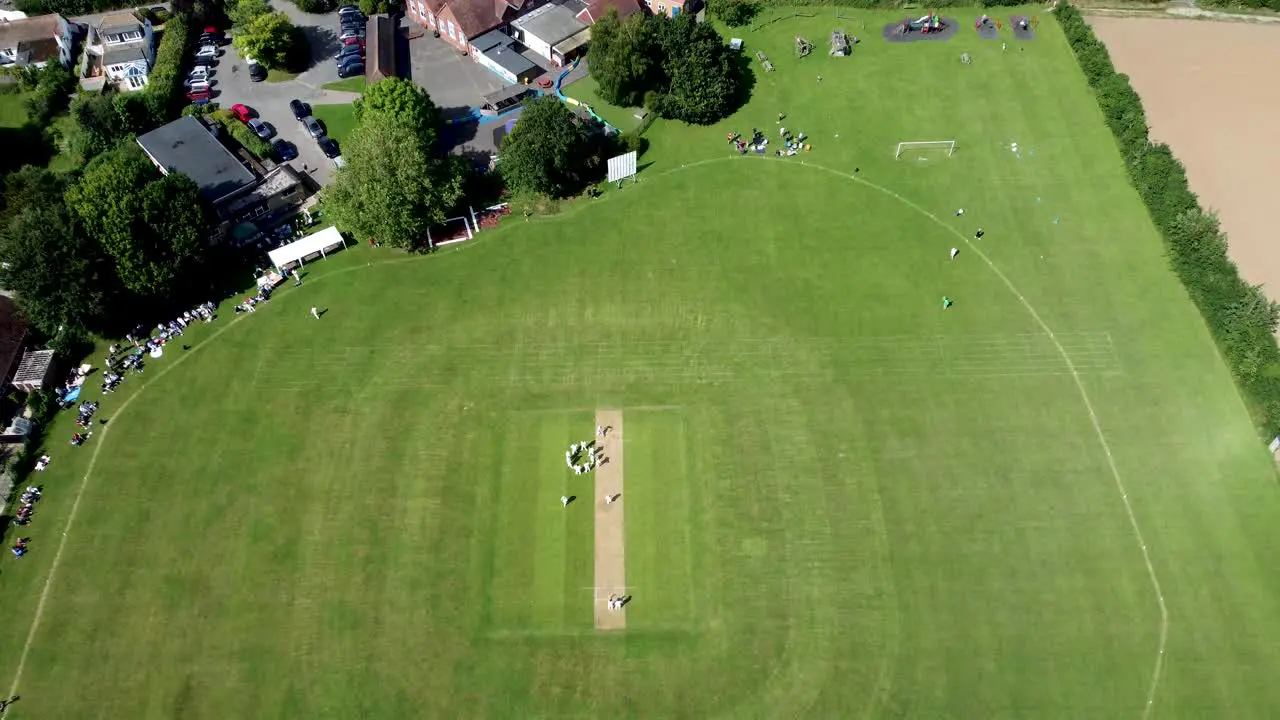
[13,485,42,530]
[74,401,99,429]
[69,430,93,446]
[12,537,30,558]
[606,594,629,611]
[234,286,272,314]
[727,126,811,157]
[565,440,603,475]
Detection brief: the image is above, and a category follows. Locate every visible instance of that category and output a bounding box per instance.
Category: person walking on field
[310,306,320,320]
[561,495,570,507]
[293,268,302,287]
[950,247,959,260]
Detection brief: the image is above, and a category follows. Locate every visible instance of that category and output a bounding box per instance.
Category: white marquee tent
[267,226,348,271]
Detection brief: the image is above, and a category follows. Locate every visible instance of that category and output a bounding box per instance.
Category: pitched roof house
[405,0,543,52]
[0,13,74,68]
[81,12,155,92]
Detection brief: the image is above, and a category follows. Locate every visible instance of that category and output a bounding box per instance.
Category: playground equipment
[830,29,851,56]
[902,11,943,34]
[795,35,812,58]
[756,50,774,71]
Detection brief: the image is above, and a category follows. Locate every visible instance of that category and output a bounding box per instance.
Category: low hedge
[209,108,273,158]
[1057,2,1280,438]
[143,13,192,123]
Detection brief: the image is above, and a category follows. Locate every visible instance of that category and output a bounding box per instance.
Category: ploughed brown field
[1089,16,1280,299]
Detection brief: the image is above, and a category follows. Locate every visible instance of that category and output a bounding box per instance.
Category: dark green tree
[0,203,109,337]
[499,95,603,198]
[707,0,757,27]
[656,15,740,124]
[65,145,210,299]
[68,92,124,161]
[354,78,442,151]
[324,114,464,249]
[587,12,660,109]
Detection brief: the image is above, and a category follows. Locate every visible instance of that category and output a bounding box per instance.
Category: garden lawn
[321,77,366,93]
[0,90,28,128]
[310,102,358,144]
[1,7,1279,719]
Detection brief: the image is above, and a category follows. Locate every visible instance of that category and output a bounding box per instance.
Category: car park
[230,103,253,121]
[289,99,311,121]
[304,116,323,138]
[247,118,273,139]
[337,61,364,78]
[318,136,340,158]
[272,139,298,161]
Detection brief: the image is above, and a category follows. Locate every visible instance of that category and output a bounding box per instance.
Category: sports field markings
[593,409,626,630]
[250,332,1122,391]
[778,157,1168,719]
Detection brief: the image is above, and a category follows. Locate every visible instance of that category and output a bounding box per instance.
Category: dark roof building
[365,14,398,82]
[136,116,256,203]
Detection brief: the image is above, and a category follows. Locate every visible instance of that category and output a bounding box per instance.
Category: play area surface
[2,7,1280,720]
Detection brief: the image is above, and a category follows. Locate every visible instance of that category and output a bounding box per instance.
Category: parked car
[188,67,210,80]
[289,99,310,121]
[186,89,212,101]
[191,56,217,67]
[272,139,298,161]
[248,63,267,82]
[304,116,324,138]
[186,79,211,92]
[190,96,211,106]
[342,36,364,48]
[318,136,340,158]
[339,27,365,40]
[230,103,253,121]
[194,45,218,59]
[337,5,363,16]
[334,45,362,61]
[247,118,272,139]
[337,61,364,78]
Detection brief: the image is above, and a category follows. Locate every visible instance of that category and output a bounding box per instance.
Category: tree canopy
[227,0,272,26]
[65,145,210,300]
[354,78,442,152]
[324,114,464,249]
[233,11,296,68]
[499,95,605,198]
[587,13,743,125]
[0,202,108,338]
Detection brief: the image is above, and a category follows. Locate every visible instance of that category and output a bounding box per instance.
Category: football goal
[895,140,956,159]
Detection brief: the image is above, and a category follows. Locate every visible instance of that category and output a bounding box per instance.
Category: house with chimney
[0,13,75,69]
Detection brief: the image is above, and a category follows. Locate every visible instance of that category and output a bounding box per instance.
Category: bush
[708,0,758,26]
[295,0,336,12]
[1057,1,1280,437]
[358,0,389,14]
[210,108,273,158]
[143,13,192,123]
[137,6,172,24]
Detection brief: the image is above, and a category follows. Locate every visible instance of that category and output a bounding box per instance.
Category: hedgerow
[1057,2,1280,438]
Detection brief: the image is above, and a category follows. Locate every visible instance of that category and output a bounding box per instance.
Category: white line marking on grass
[1,254,427,702]
[781,158,1168,719]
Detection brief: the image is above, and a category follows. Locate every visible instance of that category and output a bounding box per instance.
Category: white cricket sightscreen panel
[607,151,638,183]
[895,140,956,158]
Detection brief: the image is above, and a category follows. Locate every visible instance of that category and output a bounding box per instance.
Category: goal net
[895,140,956,159]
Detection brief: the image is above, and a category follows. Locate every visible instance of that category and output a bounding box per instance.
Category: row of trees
[1057,2,1280,437]
[0,147,211,340]
[588,12,744,125]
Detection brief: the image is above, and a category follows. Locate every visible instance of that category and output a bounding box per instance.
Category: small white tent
[267,226,348,271]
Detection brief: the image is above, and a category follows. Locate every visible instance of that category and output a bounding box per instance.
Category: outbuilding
[510,2,589,67]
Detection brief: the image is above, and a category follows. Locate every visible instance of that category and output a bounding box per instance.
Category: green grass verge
[321,77,367,93]
[0,90,28,128]
[266,68,299,83]
[311,102,357,144]
[1,8,1280,718]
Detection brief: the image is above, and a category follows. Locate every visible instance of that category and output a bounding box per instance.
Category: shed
[472,30,538,84]
[511,3,587,65]
[10,349,55,393]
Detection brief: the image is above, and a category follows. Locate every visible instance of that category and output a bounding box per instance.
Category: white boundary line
[782,158,1168,719]
[2,158,1168,718]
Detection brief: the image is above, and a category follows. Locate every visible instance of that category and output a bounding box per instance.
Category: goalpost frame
[895,140,956,158]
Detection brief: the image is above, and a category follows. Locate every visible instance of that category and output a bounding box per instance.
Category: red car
[204,25,219,34]
[343,36,364,47]
[230,103,253,122]
[186,89,212,101]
